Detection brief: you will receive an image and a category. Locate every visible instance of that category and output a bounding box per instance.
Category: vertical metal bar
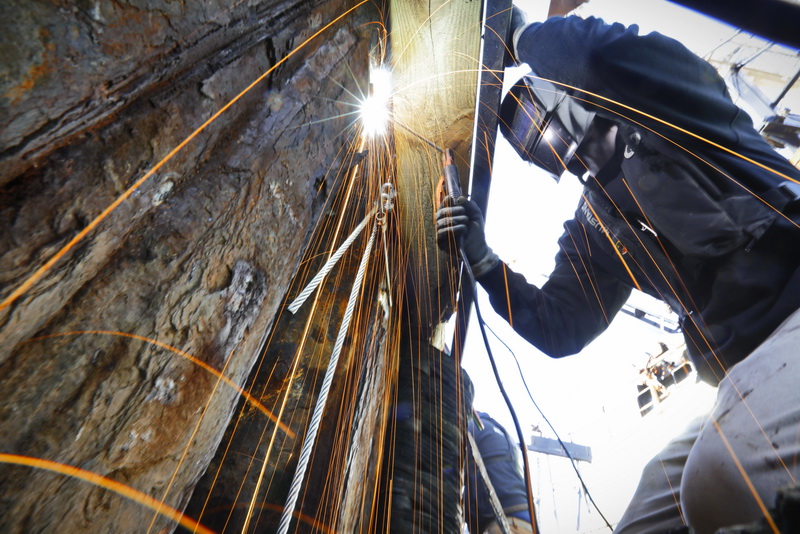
[772,66,800,110]
[450,0,512,361]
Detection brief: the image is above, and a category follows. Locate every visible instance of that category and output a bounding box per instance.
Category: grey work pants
[615,307,800,534]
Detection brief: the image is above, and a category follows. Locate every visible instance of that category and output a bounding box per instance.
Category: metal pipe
[772,65,800,110]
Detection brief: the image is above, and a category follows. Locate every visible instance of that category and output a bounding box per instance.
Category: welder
[437,1,800,532]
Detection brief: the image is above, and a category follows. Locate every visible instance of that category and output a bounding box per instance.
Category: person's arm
[436,198,630,356]
[476,218,631,357]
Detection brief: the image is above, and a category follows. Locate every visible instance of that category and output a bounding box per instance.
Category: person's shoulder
[536,15,639,36]
[521,15,643,57]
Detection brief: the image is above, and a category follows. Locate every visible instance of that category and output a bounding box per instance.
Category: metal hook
[378,183,396,225]
[380,182,396,212]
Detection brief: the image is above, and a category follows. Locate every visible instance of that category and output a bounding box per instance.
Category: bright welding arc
[360,66,392,138]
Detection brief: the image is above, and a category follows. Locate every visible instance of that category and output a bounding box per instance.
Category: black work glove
[435,197,499,277]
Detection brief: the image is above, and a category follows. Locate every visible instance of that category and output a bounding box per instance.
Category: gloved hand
[505,5,528,67]
[435,197,499,277]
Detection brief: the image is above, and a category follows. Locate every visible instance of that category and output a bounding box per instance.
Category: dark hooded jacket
[480,16,800,383]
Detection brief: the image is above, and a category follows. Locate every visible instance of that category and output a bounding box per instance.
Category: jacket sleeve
[514,16,748,147]
[476,218,632,357]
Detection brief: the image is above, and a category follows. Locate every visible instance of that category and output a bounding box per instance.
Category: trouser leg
[681,307,800,533]
[613,416,705,533]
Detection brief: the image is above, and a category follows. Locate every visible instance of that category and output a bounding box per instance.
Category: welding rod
[394,120,444,153]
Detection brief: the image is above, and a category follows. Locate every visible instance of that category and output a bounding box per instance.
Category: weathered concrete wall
[0,0,374,531]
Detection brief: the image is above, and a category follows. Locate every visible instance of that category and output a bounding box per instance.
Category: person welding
[437,2,800,532]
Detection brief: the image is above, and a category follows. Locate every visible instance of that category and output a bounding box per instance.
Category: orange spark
[0,0,369,314]
[25,330,295,439]
[712,420,780,533]
[0,454,215,534]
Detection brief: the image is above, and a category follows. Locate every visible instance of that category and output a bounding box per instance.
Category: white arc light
[361,66,392,137]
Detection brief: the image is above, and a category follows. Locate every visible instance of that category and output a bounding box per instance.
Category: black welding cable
[460,248,539,532]
[482,321,614,532]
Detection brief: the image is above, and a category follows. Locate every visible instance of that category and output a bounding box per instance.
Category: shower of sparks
[4,1,800,533]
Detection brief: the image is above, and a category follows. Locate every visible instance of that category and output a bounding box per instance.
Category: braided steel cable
[276,222,378,534]
[287,206,378,314]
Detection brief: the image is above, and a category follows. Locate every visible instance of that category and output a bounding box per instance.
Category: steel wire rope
[237,139,371,532]
[287,206,379,313]
[275,222,379,534]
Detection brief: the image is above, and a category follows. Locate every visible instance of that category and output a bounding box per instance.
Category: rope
[276,222,378,534]
[288,183,394,315]
[378,182,395,307]
[287,206,378,314]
